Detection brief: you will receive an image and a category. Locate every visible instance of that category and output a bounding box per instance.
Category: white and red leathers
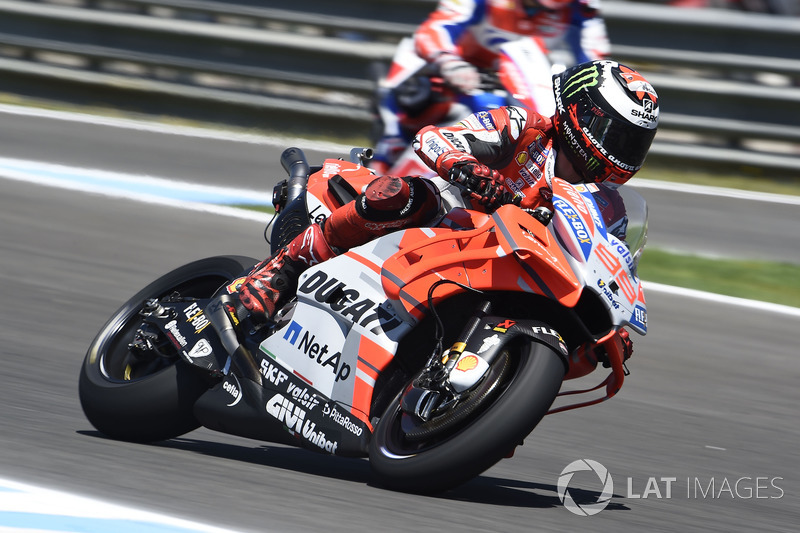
[415,0,610,72]
[414,105,626,234]
[372,0,610,171]
[416,105,556,211]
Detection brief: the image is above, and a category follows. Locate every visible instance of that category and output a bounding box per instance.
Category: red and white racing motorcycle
[79,147,648,493]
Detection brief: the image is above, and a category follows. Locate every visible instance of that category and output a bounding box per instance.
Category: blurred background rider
[371,0,610,173]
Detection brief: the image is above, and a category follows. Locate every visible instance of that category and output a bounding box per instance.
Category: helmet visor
[578,105,656,171]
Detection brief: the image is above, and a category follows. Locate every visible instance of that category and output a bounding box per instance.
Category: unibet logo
[557,459,614,516]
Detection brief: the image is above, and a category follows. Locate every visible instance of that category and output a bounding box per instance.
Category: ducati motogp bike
[79,146,649,493]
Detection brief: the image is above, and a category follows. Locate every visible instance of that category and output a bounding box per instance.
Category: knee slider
[364,175,410,211]
[358,176,440,224]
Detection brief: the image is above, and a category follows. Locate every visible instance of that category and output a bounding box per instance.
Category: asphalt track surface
[0,108,798,532]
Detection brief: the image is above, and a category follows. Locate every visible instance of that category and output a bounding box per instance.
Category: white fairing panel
[550,182,648,335]
[258,233,413,404]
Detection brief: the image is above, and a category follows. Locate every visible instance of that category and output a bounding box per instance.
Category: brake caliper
[128,298,179,359]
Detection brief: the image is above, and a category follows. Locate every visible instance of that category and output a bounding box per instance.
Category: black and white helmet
[553,60,659,188]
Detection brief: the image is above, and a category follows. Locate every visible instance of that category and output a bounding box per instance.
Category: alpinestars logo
[558,459,614,516]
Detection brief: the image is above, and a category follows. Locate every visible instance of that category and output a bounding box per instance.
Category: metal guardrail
[94,0,420,40]
[0,0,798,175]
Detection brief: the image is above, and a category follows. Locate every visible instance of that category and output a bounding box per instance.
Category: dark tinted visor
[578,105,656,169]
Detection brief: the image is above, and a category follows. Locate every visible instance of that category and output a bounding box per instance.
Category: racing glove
[435,53,480,94]
[449,160,519,209]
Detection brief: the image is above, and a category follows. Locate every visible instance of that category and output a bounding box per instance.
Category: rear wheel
[369,340,565,493]
[79,255,257,442]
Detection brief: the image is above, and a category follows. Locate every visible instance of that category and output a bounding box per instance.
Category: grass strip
[638,248,800,309]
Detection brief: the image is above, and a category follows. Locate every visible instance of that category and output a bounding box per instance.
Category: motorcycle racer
[371,0,611,172]
[417,0,609,92]
[237,60,658,339]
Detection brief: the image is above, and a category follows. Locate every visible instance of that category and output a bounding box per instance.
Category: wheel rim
[100,315,177,382]
[381,351,515,456]
[97,272,233,383]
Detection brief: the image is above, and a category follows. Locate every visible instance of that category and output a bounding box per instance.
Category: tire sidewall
[79,255,257,442]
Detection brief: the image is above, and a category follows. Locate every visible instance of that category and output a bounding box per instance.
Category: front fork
[401,301,570,421]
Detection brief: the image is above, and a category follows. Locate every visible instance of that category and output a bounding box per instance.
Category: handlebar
[280,147,310,205]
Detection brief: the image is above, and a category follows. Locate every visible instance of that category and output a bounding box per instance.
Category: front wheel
[79,255,257,443]
[369,340,565,493]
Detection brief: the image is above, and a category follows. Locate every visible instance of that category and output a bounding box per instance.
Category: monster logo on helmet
[553,60,659,188]
[562,64,601,99]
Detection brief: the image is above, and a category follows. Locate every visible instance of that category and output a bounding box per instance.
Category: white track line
[0,477,250,533]
[644,282,800,318]
[633,178,800,206]
[0,102,351,152]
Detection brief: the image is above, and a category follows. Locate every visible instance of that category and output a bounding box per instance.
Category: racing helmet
[553,60,659,188]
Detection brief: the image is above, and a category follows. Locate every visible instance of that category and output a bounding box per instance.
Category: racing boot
[237,224,336,321]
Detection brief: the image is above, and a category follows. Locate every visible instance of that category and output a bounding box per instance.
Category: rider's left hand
[449,161,519,209]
